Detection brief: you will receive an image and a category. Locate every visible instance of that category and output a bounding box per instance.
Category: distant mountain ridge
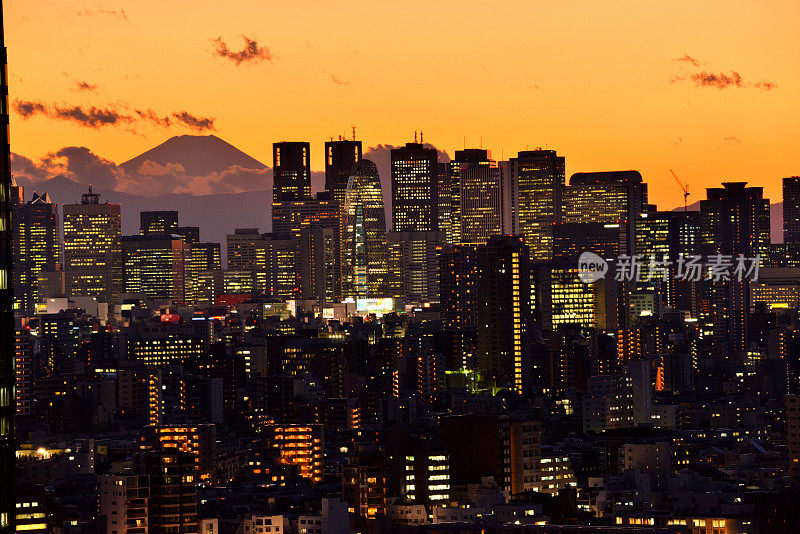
[120,134,266,175]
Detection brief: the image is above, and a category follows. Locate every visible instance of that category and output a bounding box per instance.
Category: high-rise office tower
[12,190,60,314]
[272,192,340,240]
[63,187,123,302]
[325,138,362,207]
[635,210,701,312]
[477,236,531,394]
[450,149,503,245]
[391,141,439,232]
[387,231,445,305]
[123,235,189,303]
[272,141,311,202]
[506,150,565,261]
[563,170,648,255]
[437,162,452,242]
[783,177,800,244]
[439,245,480,330]
[140,211,179,235]
[299,225,338,303]
[271,192,340,299]
[341,159,388,299]
[0,7,14,529]
[255,233,299,300]
[226,228,263,270]
[700,182,771,355]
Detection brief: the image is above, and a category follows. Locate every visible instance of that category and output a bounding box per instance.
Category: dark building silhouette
[700,182,770,356]
[783,176,800,244]
[325,138,362,207]
[0,5,15,530]
[272,141,311,202]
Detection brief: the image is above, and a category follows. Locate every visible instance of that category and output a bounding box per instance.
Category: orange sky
[6,0,800,208]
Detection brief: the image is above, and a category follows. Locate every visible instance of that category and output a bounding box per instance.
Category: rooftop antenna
[420,131,423,144]
[352,126,356,141]
[414,131,418,143]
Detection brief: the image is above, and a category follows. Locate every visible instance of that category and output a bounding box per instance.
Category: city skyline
[5,0,800,209]
[9,3,800,534]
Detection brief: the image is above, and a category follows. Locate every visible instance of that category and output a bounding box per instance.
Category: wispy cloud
[723,136,742,143]
[212,36,273,66]
[135,108,172,128]
[674,54,701,67]
[671,56,777,92]
[76,8,129,21]
[75,81,99,93]
[331,74,349,86]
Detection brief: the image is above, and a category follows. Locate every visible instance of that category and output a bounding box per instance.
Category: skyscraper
[391,141,439,232]
[341,159,388,299]
[325,138,362,207]
[700,182,771,355]
[477,236,531,394]
[563,170,648,255]
[140,211,179,235]
[63,187,123,303]
[272,141,311,202]
[387,230,444,305]
[123,235,189,303]
[0,6,14,529]
[12,190,60,314]
[506,150,565,261]
[783,177,800,244]
[450,149,503,245]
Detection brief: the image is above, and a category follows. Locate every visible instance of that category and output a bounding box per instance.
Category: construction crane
[669,169,690,211]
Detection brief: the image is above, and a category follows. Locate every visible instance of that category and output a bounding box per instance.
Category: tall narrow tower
[0,2,15,532]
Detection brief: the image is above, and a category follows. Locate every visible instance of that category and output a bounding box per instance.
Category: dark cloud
[331,74,349,86]
[13,99,47,118]
[12,98,216,132]
[691,71,745,89]
[172,111,216,132]
[213,36,273,66]
[52,104,132,127]
[75,81,99,92]
[76,8,129,21]
[671,59,777,91]
[674,54,701,67]
[11,153,48,181]
[42,146,123,190]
